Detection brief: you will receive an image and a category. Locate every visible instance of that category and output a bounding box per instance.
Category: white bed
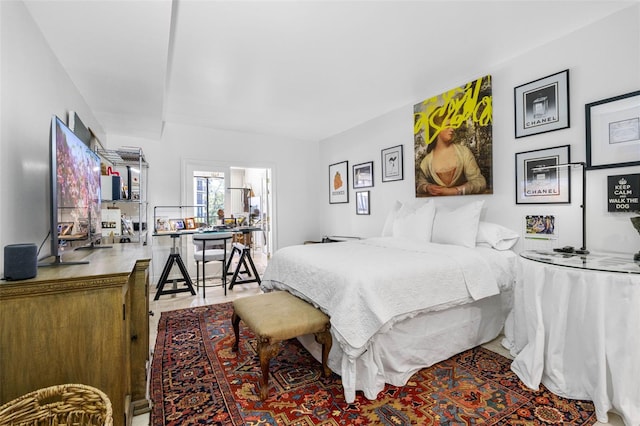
[261,230,518,402]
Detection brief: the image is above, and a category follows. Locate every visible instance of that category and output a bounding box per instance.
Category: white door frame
[181,158,276,256]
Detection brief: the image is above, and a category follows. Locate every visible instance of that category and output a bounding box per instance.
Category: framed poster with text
[514,69,570,138]
[329,161,349,204]
[515,145,571,204]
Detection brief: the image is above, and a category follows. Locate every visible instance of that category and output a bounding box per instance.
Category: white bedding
[261,237,517,402]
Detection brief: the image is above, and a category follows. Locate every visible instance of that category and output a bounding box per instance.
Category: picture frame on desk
[169,218,185,231]
[525,214,557,239]
[586,90,640,170]
[155,216,170,233]
[184,217,196,230]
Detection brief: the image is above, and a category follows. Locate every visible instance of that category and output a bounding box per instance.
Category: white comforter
[261,237,515,359]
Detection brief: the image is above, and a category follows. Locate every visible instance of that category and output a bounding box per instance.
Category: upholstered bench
[231,291,332,400]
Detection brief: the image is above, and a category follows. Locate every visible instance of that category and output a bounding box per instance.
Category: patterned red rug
[150,303,596,425]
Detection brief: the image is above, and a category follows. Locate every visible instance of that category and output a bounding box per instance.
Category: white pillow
[381,200,403,237]
[391,201,436,242]
[431,200,484,248]
[476,221,519,250]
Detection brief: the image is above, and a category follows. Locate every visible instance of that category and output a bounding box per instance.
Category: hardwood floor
[135,249,622,426]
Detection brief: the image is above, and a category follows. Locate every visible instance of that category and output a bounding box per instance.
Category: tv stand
[2,245,152,426]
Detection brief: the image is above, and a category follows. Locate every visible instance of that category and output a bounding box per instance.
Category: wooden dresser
[0,245,152,426]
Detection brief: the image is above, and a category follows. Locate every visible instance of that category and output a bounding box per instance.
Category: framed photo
[356,191,370,215]
[155,216,169,233]
[515,145,571,204]
[329,161,349,204]
[514,69,570,138]
[184,217,196,230]
[353,161,374,188]
[169,218,185,231]
[525,214,558,239]
[381,145,404,182]
[57,222,74,236]
[586,90,640,170]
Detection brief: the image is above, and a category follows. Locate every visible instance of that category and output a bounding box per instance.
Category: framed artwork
[184,217,196,229]
[525,214,558,239]
[381,145,404,182]
[586,90,640,170]
[353,161,374,188]
[169,218,185,231]
[514,69,570,138]
[57,222,74,236]
[155,216,169,233]
[329,161,349,204]
[356,191,370,215]
[515,145,571,204]
[414,75,493,197]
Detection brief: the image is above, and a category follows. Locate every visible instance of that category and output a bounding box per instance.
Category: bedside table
[509,250,640,425]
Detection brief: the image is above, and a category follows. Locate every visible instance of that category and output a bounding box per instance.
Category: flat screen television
[41,115,102,266]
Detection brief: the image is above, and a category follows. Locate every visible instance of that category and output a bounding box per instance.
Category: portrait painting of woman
[414,75,493,197]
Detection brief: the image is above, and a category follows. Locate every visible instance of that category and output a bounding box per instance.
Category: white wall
[319,6,640,255]
[107,121,321,251]
[0,1,105,272]
[0,0,320,278]
[2,1,638,278]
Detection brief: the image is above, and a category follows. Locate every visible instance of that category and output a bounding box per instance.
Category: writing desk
[153,227,263,299]
[509,250,640,425]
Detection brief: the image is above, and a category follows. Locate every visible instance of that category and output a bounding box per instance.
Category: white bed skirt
[298,290,512,402]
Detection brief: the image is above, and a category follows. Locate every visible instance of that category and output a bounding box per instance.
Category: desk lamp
[532,162,588,254]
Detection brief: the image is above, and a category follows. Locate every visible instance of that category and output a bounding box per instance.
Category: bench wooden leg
[231,311,241,352]
[257,339,280,401]
[314,330,333,378]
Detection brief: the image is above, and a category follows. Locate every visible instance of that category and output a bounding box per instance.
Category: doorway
[182,160,274,258]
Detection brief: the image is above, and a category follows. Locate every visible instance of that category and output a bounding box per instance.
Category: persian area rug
[150,303,596,425]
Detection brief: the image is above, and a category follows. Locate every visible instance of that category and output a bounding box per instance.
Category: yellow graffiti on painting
[414,76,492,146]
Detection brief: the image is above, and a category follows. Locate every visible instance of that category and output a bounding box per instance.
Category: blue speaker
[4,243,38,281]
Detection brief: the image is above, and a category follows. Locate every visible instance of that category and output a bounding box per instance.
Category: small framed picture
[381,145,404,182]
[329,161,349,204]
[184,217,196,230]
[586,90,640,170]
[525,214,558,239]
[514,69,570,138]
[57,222,74,236]
[515,145,571,204]
[353,161,373,188]
[155,216,169,233]
[607,173,640,212]
[169,218,185,231]
[356,191,370,215]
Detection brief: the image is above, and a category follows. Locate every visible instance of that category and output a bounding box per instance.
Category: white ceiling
[24,0,637,142]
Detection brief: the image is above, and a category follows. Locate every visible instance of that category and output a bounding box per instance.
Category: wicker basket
[0,384,113,426]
